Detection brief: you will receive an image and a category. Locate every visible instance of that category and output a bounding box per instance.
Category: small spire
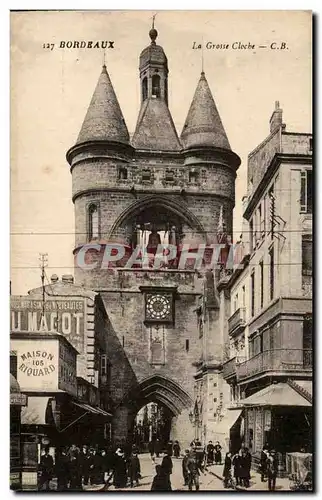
[201,36,204,74]
[149,13,158,44]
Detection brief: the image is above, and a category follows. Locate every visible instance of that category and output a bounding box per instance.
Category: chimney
[50,274,59,284]
[269,101,283,133]
[62,274,74,284]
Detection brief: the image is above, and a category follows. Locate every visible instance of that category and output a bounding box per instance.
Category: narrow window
[88,204,99,240]
[251,270,255,317]
[260,260,264,309]
[142,77,148,101]
[185,339,189,352]
[152,74,161,98]
[302,236,312,275]
[100,354,107,377]
[118,167,128,180]
[164,78,168,105]
[122,336,125,347]
[249,219,254,251]
[300,170,312,214]
[309,137,313,151]
[189,170,199,184]
[269,185,275,238]
[142,170,151,182]
[269,245,275,301]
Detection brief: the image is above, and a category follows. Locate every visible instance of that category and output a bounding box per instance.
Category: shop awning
[217,409,242,431]
[21,396,51,425]
[239,382,312,407]
[72,401,112,418]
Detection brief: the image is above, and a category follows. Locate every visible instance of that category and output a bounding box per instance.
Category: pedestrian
[80,444,90,486]
[96,449,108,484]
[167,440,173,457]
[206,440,215,465]
[148,440,155,463]
[88,447,99,485]
[128,450,141,488]
[232,450,242,486]
[182,449,190,486]
[56,447,70,491]
[113,448,128,488]
[260,446,269,482]
[38,448,54,491]
[195,441,205,473]
[267,449,278,491]
[187,448,200,491]
[173,440,181,458]
[155,438,161,458]
[243,447,252,488]
[214,441,222,465]
[161,448,173,477]
[223,452,233,488]
[68,445,82,490]
[151,464,172,491]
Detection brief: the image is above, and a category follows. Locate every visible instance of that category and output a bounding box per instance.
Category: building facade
[221,102,312,471]
[66,25,240,448]
[10,275,113,488]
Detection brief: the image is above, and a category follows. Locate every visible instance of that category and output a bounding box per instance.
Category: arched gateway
[66,24,240,448]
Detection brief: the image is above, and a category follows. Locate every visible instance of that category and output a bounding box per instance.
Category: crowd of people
[37,439,280,492]
[222,445,279,491]
[38,444,142,491]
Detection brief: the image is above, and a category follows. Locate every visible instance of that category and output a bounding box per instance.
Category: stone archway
[108,194,207,242]
[112,375,195,450]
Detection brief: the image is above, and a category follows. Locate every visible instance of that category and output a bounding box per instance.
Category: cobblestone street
[106,454,224,492]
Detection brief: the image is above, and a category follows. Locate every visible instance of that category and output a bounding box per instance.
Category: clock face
[146,294,172,321]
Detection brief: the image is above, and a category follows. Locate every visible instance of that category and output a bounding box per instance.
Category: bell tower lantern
[139,21,169,104]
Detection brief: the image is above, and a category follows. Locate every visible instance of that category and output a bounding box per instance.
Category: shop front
[10,374,27,490]
[241,382,312,476]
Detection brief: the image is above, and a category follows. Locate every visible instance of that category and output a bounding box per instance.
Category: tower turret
[66,65,134,277]
[132,24,181,151]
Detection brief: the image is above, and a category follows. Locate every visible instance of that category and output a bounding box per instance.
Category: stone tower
[67,25,240,446]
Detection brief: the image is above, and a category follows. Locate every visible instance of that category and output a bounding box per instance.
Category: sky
[10,10,312,295]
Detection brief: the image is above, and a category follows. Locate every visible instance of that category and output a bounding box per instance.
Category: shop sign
[11,297,85,353]
[10,393,27,406]
[12,339,59,391]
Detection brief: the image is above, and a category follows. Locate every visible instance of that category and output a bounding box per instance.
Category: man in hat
[267,450,279,491]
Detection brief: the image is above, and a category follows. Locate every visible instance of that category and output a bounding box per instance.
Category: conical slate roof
[76,65,129,145]
[132,98,181,151]
[181,72,231,150]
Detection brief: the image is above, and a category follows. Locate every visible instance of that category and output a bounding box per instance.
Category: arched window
[88,204,99,240]
[152,75,161,98]
[142,77,148,101]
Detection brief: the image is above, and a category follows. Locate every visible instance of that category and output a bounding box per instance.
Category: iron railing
[236,349,312,381]
[228,307,247,335]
